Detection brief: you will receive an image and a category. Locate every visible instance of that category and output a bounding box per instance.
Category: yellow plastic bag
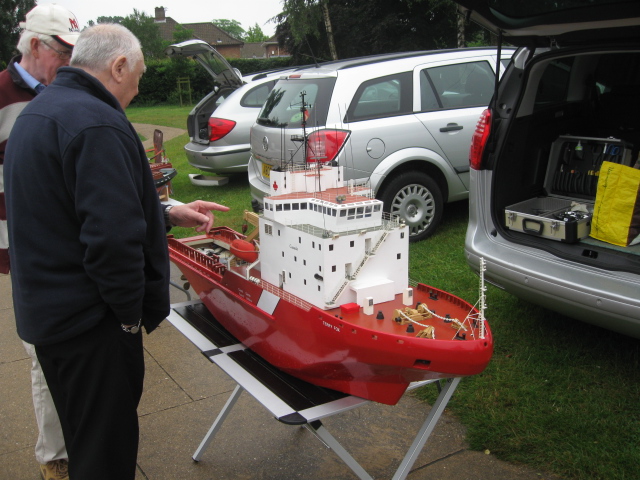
[590,161,640,247]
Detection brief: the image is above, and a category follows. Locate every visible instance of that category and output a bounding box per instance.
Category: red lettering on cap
[69,18,79,32]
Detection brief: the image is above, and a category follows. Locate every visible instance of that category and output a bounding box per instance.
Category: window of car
[345,72,412,122]
[241,81,276,108]
[210,89,232,115]
[257,77,336,128]
[533,57,574,107]
[420,60,495,110]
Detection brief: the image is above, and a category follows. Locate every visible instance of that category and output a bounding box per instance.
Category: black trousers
[36,314,145,480]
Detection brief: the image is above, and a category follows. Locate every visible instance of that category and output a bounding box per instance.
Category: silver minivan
[458,0,640,337]
[248,48,514,241]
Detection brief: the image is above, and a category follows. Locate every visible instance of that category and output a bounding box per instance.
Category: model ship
[168,156,493,405]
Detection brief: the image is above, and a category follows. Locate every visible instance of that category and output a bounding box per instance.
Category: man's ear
[111,56,128,83]
[30,37,41,59]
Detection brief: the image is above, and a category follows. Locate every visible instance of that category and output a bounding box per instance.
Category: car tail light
[306,129,350,163]
[469,109,491,170]
[208,118,236,142]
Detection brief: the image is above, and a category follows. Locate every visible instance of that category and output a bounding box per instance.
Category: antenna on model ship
[478,258,487,339]
[300,90,308,141]
[298,91,323,193]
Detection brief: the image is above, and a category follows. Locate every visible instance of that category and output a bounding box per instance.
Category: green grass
[129,106,640,480]
[127,105,193,129]
[412,204,640,480]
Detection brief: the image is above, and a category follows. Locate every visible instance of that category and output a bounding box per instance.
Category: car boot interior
[491,47,640,273]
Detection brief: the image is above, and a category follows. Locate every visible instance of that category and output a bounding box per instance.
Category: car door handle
[440,124,463,132]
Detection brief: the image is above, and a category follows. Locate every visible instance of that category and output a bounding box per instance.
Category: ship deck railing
[287,213,402,239]
[275,165,373,196]
[168,238,227,277]
[258,279,314,312]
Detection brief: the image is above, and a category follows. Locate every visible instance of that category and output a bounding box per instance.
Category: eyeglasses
[42,40,72,60]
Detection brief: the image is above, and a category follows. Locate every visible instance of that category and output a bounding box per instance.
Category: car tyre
[379,171,443,242]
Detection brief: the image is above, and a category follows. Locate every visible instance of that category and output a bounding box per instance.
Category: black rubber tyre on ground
[379,171,444,242]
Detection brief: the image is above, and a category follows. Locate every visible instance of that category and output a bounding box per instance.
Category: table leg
[391,377,461,480]
[193,384,244,461]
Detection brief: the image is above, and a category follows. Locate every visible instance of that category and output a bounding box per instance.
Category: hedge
[133,56,294,106]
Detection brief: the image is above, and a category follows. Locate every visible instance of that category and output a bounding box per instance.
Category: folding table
[167,300,461,480]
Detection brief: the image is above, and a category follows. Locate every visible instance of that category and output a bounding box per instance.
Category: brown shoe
[40,459,69,480]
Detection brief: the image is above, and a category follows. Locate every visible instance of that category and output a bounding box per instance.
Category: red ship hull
[168,231,493,405]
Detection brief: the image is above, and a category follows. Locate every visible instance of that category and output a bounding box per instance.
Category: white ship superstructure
[259,165,409,311]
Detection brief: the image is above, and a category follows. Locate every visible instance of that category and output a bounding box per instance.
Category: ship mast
[300,90,322,192]
[478,257,487,339]
[299,91,322,193]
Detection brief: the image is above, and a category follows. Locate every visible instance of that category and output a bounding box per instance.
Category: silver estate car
[457,0,640,337]
[248,48,514,241]
[166,40,296,175]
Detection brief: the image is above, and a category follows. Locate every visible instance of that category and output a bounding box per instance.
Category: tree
[277,0,337,60]
[245,23,269,42]
[172,24,195,43]
[0,0,36,66]
[275,0,487,64]
[212,19,245,40]
[121,9,165,59]
[164,25,196,80]
[278,0,324,54]
[95,16,125,24]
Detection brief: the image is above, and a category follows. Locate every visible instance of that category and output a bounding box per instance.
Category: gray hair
[17,31,51,56]
[70,24,143,73]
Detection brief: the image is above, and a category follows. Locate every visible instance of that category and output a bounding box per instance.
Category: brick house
[242,37,289,59]
[154,7,288,59]
[154,7,243,58]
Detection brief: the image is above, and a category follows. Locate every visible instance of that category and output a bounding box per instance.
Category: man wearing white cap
[0,4,79,480]
[6,21,229,479]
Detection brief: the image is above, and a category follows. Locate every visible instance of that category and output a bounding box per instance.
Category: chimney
[154,7,166,23]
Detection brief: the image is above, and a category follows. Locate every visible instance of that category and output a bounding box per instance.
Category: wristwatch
[164,204,175,227]
[121,319,142,334]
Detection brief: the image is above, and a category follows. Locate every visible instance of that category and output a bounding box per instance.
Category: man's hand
[168,201,230,232]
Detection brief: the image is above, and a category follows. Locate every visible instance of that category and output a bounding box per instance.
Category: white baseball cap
[19,4,80,48]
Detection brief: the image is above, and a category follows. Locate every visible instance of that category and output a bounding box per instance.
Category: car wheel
[379,171,443,242]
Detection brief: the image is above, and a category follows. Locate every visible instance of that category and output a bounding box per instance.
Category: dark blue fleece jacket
[4,67,169,345]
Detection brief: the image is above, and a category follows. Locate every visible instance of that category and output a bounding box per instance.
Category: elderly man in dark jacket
[0,5,81,479]
[4,23,228,480]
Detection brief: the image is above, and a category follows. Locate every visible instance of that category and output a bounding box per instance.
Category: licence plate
[262,163,271,178]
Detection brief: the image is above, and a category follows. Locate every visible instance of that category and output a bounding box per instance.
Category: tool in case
[544,135,633,200]
[504,135,633,243]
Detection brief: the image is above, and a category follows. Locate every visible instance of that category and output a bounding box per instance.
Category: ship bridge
[263,180,385,233]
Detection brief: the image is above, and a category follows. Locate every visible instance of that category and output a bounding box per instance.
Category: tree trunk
[457,8,465,48]
[322,1,338,60]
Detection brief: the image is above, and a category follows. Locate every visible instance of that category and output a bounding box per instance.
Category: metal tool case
[505,136,633,243]
[505,196,592,243]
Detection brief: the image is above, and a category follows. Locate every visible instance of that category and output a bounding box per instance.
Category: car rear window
[256,77,336,128]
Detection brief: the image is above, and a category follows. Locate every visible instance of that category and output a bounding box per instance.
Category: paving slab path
[132,122,187,150]
[0,125,567,479]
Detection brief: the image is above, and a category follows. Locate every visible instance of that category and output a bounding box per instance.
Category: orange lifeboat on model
[230,239,259,263]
